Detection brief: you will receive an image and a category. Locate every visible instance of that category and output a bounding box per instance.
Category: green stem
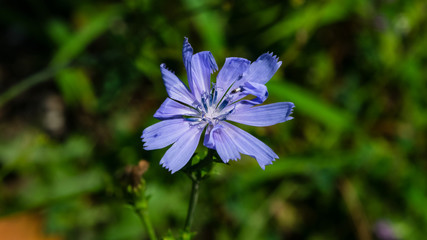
[135,206,158,240]
[183,149,215,234]
[184,178,200,231]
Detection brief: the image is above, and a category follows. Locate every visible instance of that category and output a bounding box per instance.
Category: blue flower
[142,38,294,173]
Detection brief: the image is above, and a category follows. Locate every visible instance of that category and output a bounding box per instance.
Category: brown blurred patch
[0,213,61,240]
[122,160,150,189]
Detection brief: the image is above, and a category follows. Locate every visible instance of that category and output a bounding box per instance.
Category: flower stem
[183,149,215,234]
[184,177,200,231]
[135,205,158,240]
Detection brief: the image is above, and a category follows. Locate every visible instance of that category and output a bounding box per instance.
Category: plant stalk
[184,178,200,231]
[135,206,158,240]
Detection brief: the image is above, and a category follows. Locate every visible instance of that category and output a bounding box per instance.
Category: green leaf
[268,80,354,131]
[56,68,97,111]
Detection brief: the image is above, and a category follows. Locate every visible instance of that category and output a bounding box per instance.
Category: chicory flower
[142,38,294,173]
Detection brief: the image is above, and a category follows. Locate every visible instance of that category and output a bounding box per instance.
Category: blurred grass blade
[50,5,123,66]
[0,64,67,108]
[268,80,354,131]
[182,0,225,53]
[258,0,354,47]
[52,5,123,111]
[46,19,72,46]
[56,68,97,111]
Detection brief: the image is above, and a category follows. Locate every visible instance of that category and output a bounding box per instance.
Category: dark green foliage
[1,0,426,239]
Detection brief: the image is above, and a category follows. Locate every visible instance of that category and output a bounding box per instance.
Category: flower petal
[191,51,218,97]
[242,52,282,84]
[142,119,191,150]
[227,102,294,127]
[240,81,268,104]
[220,122,279,169]
[160,126,203,173]
[218,55,278,105]
[160,63,195,105]
[153,98,197,120]
[206,125,241,163]
[203,124,214,149]
[182,37,194,93]
[216,57,250,97]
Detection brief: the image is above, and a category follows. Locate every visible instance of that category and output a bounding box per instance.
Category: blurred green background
[1,0,427,239]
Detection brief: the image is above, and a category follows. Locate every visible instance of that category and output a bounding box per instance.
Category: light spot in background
[42,94,65,137]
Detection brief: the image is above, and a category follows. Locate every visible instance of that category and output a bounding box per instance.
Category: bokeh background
[1,0,427,239]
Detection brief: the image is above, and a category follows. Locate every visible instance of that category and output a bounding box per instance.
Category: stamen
[213,87,224,107]
[210,88,216,106]
[201,92,210,112]
[209,83,216,106]
[185,117,201,122]
[186,117,203,127]
[212,88,218,105]
[217,95,232,111]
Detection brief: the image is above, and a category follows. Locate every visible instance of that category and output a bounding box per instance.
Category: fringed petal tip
[261,52,282,67]
[183,37,191,45]
[183,37,194,74]
[160,160,182,174]
[243,52,282,85]
[259,159,277,170]
[260,153,279,169]
[264,51,280,60]
[286,102,295,119]
[160,63,173,72]
[160,162,174,173]
[183,37,192,48]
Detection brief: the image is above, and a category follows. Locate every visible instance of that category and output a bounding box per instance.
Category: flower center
[198,92,222,125]
[186,85,240,128]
